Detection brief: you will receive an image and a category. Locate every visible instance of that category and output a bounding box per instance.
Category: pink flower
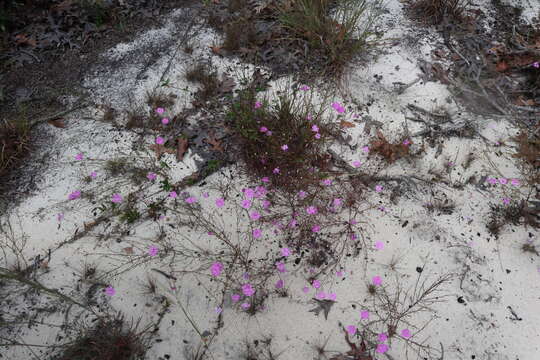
[322,179,332,186]
[403,139,410,146]
[275,279,284,289]
[155,136,165,145]
[336,270,344,277]
[499,178,508,185]
[332,102,345,113]
[307,114,312,121]
[487,177,497,185]
[352,160,362,168]
[185,196,197,204]
[376,344,389,353]
[104,286,116,296]
[147,172,157,180]
[261,177,269,183]
[57,213,64,222]
[215,306,222,314]
[215,198,225,207]
[262,200,271,209]
[254,101,262,109]
[311,124,319,132]
[242,283,255,296]
[276,262,286,273]
[333,198,342,207]
[250,211,261,220]
[372,276,382,286]
[68,190,81,200]
[502,198,510,205]
[401,329,412,338]
[244,188,255,199]
[312,225,321,233]
[210,262,223,277]
[260,126,268,133]
[241,302,251,309]
[281,144,288,151]
[375,241,384,250]
[90,171,97,178]
[511,178,520,186]
[161,117,169,125]
[254,186,267,198]
[266,130,272,136]
[302,286,310,293]
[148,246,159,257]
[362,146,369,154]
[281,248,291,257]
[156,107,165,114]
[298,190,307,199]
[169,191,178,198]
[378,333,388,342]
[300,85,310,91]
[289,219,297,227]
[327,292,337,301]
[316,291,326,300]
[306,206,318,215]
[315,133,321,139]
[375,185,383,192]
[75,153,84,160]
[273,167,280,174]
[241,199,252,209]
[231,294,240,302]
[533,61,540,68]
[346,325,357,336]
[253,229,262,238]
[351,233,358,240]
[203,192,209,198]
[312,280,321,289]
[111,193,123,203]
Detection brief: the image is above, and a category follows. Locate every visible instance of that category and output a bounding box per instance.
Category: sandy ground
[1,1,539,359]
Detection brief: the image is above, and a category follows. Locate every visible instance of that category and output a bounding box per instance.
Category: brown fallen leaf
[204,133,224,152]
[210,45,222,56]
[496,60,509,72]
[149,144,175,158]
[47,119,66,128]
[14,34,37,47]
[123,247,134,255]
[177,137,189,162]
[340,120,356,128]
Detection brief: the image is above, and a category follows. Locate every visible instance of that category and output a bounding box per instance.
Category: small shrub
[369,130,412,164]
[407,0,470,25]
[0,117,30,180]
[184,63,222,101]
[223,18,258,52]
[226,86,335,193]
[53,313,149,360]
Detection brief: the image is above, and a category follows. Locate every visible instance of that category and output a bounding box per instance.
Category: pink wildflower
[378,333,388,342]
[147,172,157,180]
[104,286,116,296]
[315,133,321,139]
[185,196,197,204]
[161,117,169,125]
[306,206,318,215]
[68,190,81,200]
[261,177,270,183]
[57,213,64,222]
[502,198,510,205]
[362,146,369,154]
[231,294,240,302]
[250,211,261,220]
[254,101,262,109]
[210,262,223,277]
[360,310,369,319]
[352,160,362,168]
[302,286,310,293]
[375,241,384,250]
[511,178,520,186]
[148,246,159,257]
[90,171,97,178]
[316,291,326,300]
[253,229,262,238]
[156,107,165,114]
[533,61,540,68]
[346,325,357,336]
[312,280,321,289]
[276,262,286,273]
[376,344,389,353]
[262,200,271,209]
[242,283,255,296]
[281,247,291,257]
[241,302,251,309]
[241,199,252,209]
[403,139,410,146]
[312,225,321,233]
[487,177,497,185]
[169,191,178,198]
[333,198,342,207]
[155,136,165,145]
[215,198,225,207]
[244,188,255,199]
[375,185,383,192]
[281,144,288,151]
[75,153,84,160]
[322,179,332,186]
[260,126,268,133]
[499,178,508,185]
[111,193,123,203]
[332,102,345,113]
[275,279,284,289]
[298,190,307,199]
[300,85,310,91]
[372,276,382,286]
[311,124,319,132]
[401,329,412,338]
[273,167,280,174]
[328,292,337,301]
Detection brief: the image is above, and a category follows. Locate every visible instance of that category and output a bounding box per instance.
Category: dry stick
[29,101,91,130]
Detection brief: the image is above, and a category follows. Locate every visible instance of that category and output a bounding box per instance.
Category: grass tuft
[407,0,470,25]
[0,117,31,180]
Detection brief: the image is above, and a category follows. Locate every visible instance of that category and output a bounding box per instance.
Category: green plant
[407,0,470,25]
[120,208,141,224]
[278,0,379,75]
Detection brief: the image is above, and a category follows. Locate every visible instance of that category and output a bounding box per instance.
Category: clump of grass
[184,63,222,101]
[146,91,176,110]
[367,283,377,296]
[53,313,149,360]
[120,208,141,224]
[424,197,455,215]
[277,0,379,76]
[0,117,30,180]
[512,130,540,177]
[407,0,470,25]
[521,243,539,256]
[226,86,335,193]
[486,200,537,238]
[105,158,128,177]
[223,18,258,52]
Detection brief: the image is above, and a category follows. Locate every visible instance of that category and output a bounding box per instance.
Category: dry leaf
[123,247,134,254]
[47,119,66,128]
[340,120,355,128]
[496,60,509,72]
[210,45,222,55]
[15,34,37,47]
[149,144,175,158]
[204,133,224,152]
[177,137,189,162]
